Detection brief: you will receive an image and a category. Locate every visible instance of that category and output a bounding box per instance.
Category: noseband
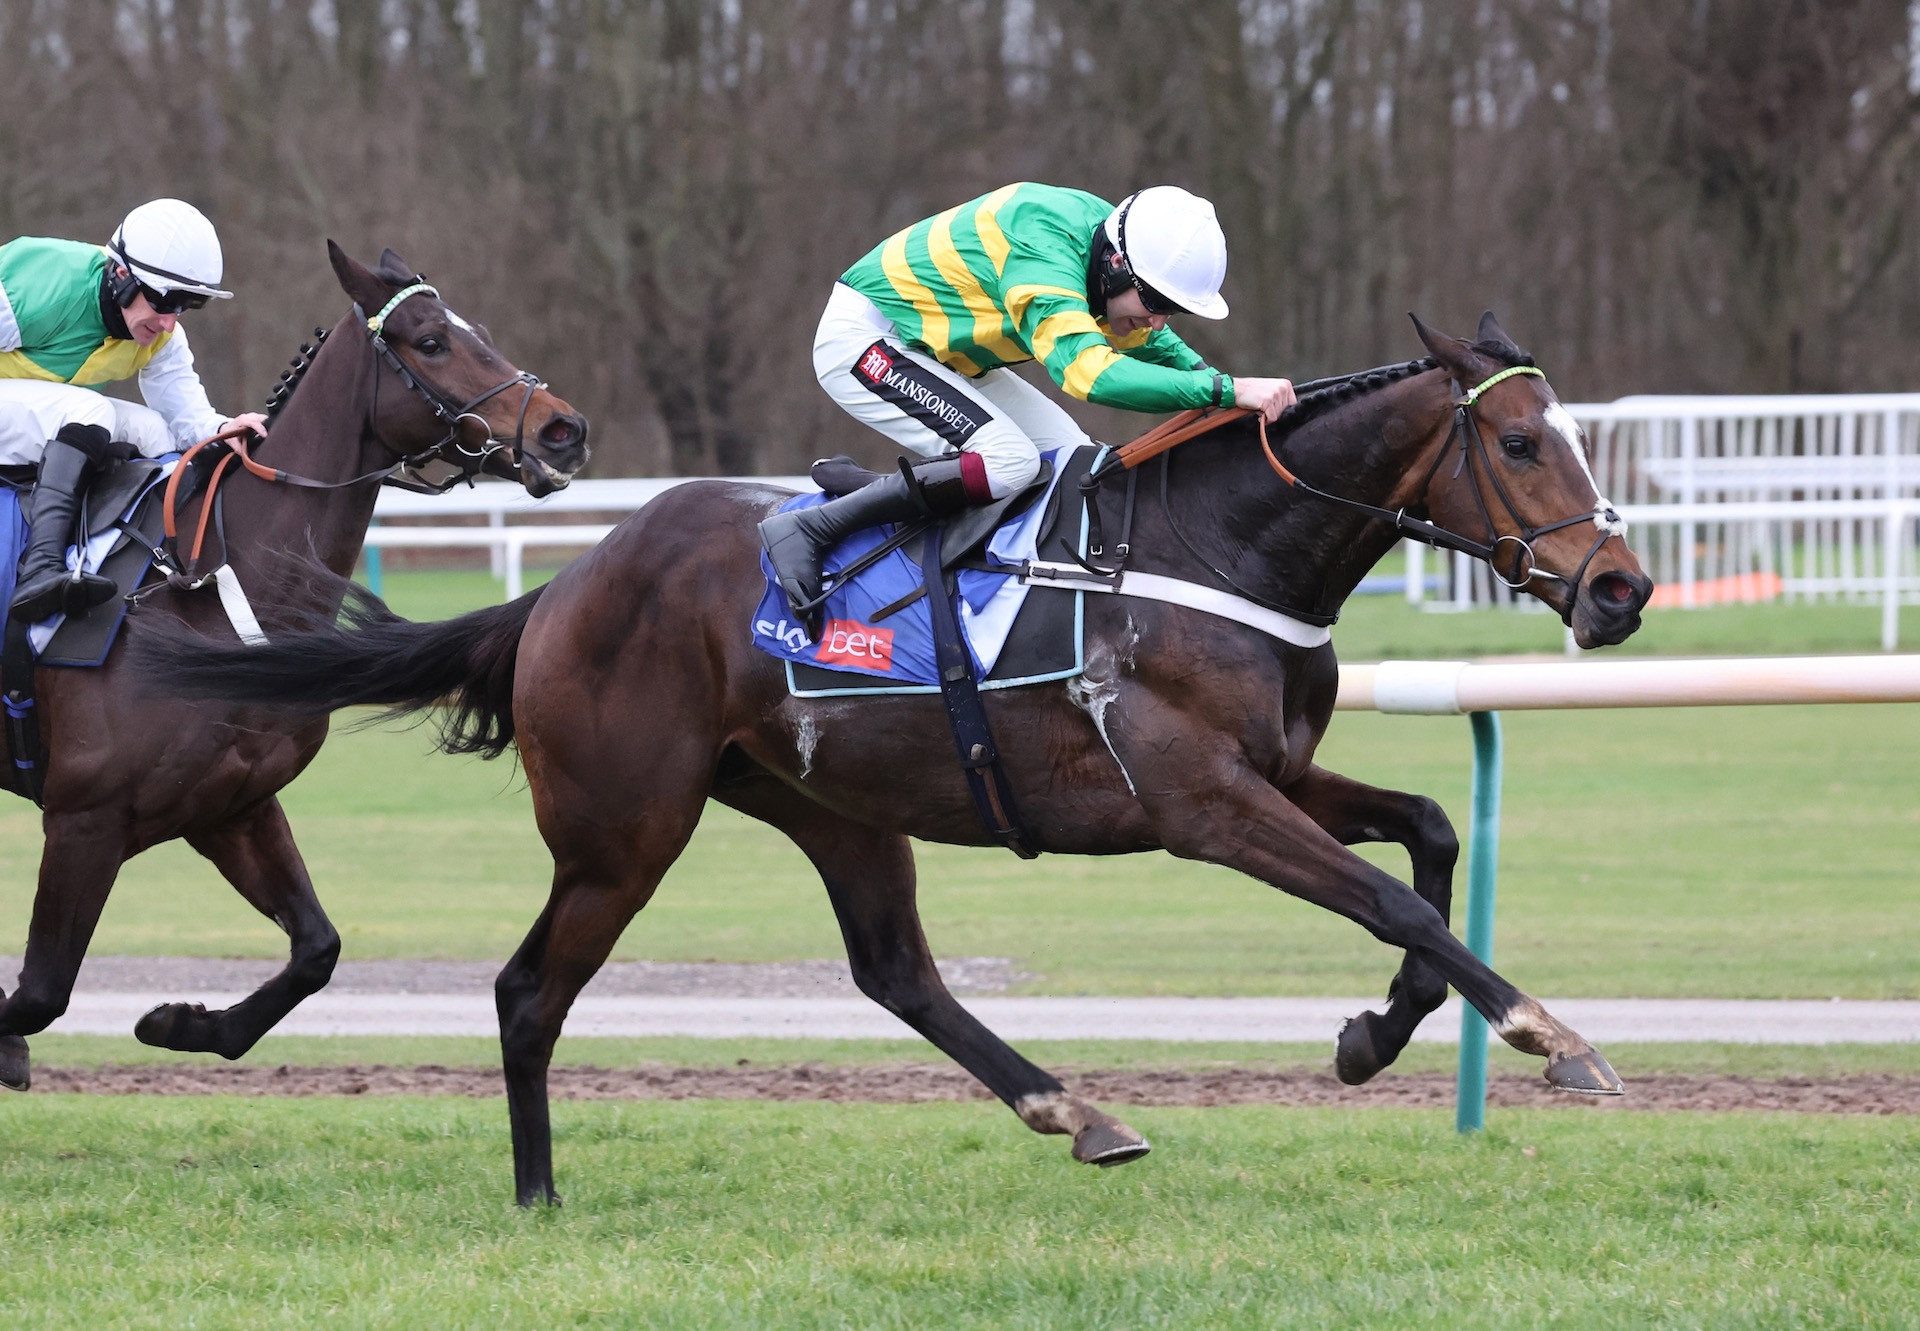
[356,282,546,494]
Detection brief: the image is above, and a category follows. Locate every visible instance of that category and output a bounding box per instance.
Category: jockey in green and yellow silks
[759,182,1298,636]
[0,198,266,621]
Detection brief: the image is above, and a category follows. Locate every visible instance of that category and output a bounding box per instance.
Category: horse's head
[327,242,589,497]
[1408,312,1652,648]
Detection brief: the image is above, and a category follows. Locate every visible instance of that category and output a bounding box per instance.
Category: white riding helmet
[106,198,233,301]
[1103,185,1228,320]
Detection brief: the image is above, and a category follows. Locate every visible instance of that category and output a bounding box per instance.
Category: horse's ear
[328,240,389,310]
[375,248,416,284]
[1409,312,1479,377]
[1476,309,1523,357]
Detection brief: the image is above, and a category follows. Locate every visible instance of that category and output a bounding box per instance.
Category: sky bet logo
[815,619,895,670]
[755,617,811,652]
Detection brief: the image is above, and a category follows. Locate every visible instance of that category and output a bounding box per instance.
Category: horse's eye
[1501,434,1533,459]
[416,336,445,356]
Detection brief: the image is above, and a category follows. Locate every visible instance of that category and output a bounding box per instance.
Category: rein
[1099,363,1625,620]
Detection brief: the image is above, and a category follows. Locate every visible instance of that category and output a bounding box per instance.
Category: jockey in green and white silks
[759,182,1298,635]
[0,198,266,620]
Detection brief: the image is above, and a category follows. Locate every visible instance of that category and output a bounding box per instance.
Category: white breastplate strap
[1021,561,1332,648]
[212,564,269,646]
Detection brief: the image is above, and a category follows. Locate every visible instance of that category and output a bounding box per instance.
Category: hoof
[1545,1048,1624,1096]
[1335,1011,1390,1086]
[0,1033,28,1091]
[516,1189,563,1209]
[134,1001,214,1053]
[1072,1119,1151,1167]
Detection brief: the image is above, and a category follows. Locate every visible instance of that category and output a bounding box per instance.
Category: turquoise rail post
[1456,709,1503,1133]
[364,532,384,597]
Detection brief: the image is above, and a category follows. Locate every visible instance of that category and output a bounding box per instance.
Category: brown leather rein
[1112,406,1298,483]
[159,423,414,583]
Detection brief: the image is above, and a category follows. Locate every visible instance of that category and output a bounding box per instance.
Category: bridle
[1371,364,1625,616]
[1105,362,1626,623]
[154,282,552,584]
[354,281,546,495]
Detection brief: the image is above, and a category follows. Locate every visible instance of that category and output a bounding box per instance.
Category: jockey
[760,182,1297,631]
[0,198,267,621]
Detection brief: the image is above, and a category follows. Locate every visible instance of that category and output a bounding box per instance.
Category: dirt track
[27,1063,1920,1114]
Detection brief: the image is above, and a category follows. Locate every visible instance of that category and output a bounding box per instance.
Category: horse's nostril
[1591,572,1649,611]
[540,417,579,448]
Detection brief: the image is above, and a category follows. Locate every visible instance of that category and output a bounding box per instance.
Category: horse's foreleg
[133,797,340,1059]
[717,779,1149,1167]
[1283,763,1459,1084]
[0,812,131,1088]
[1153,760,1619,1094]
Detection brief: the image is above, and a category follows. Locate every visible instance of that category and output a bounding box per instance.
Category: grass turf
[1,1095,1915,1328]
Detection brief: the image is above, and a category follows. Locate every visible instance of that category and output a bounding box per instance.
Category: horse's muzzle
[1571,569,1653,648]
[519,411,590,497]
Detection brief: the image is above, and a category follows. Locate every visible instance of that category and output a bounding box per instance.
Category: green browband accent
[367,282,439,334]
[1457,363,1545,407]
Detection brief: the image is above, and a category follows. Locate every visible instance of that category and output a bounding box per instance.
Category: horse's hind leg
[497,787,709,1208]
[716,778,1149,1167]
[133,797,341,1059]
[0,810,131,1089]
[1284,763,1459,1085]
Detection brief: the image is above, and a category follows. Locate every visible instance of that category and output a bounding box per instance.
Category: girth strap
[1,614,45,806]
[920,524,1037,859]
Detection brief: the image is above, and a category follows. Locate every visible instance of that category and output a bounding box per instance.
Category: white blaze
[1542,399,1625,535]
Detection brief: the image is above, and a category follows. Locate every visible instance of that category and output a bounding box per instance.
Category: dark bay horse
[0,243,588,1093]
[143,313,1652,1206]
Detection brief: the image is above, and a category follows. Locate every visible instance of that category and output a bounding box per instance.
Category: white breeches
[812,283,1091,499]
[0,380,175,466]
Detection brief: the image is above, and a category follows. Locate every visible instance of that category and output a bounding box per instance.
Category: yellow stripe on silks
[70,334,167,386]
[1107,326,1151,351]
[973,184,1021,276]
[1030,309,1104,365]
[1061,345,1124,401]
[0,350,66,382]
[927,209,1028,367]
[1005,284,1089,336]
[880,229,981,377]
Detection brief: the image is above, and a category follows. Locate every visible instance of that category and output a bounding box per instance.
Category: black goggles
[142,285,211,315]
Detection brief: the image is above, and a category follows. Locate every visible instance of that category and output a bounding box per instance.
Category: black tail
[132,576,543,759]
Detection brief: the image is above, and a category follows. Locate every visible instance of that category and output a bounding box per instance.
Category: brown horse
[141,313,1652,1207]
[0,243,588,1093]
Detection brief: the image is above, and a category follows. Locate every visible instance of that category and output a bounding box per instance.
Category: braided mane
[1269,338,1536,442]
[264,324,334,424]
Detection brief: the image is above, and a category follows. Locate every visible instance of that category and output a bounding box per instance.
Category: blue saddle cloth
[751,445,1088,693]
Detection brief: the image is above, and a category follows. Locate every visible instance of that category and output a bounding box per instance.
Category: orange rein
[1112,406,1298,486]
[161,423,279,570]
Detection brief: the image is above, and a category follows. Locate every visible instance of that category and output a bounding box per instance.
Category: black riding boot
[11,427,118,623]
[760,456,975,636]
